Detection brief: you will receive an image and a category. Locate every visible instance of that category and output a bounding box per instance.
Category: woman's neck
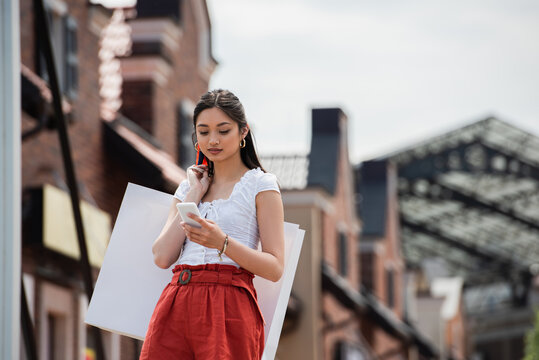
[211,156,250,183]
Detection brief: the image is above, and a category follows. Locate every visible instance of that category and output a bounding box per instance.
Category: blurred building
[413,277,466,359]
[356,160,445,359]
[263,109,438,360]
[20,0,215,358]
[367,117,539,359]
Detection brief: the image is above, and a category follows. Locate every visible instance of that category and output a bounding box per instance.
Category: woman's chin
[205,153,221,162]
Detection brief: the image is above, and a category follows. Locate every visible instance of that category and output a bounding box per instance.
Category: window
[386,268,395,308]
[40,282,74,360]
[338,232,348,277]
[64,16,78,98]
[37,1,78,98]
[47,312,67,360]
[360,252,374,292]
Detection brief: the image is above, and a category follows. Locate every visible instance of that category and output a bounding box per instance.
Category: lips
[208,149,222,155]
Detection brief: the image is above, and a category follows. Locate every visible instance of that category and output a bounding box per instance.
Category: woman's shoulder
[243,167,276,181]
[244,167,280,195]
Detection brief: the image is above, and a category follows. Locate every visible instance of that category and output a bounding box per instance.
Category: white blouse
[173,167,280,267]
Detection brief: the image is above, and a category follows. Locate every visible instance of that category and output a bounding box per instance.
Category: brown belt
[170,265,266,325]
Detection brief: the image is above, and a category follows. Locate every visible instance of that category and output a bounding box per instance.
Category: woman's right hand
[186,164,211,198]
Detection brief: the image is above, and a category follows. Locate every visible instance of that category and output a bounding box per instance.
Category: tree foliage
[524,310,539,360]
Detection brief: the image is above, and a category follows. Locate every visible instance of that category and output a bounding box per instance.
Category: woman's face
[195,107,248,163]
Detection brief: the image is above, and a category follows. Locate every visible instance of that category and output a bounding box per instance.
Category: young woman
[139,89,285,360]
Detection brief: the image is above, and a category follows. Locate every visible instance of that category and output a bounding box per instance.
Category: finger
[185,231,198,243]
[182,222,201,234]
[181,223,188,234]
[187,213,210,228]
[186,228,206,243]
[188,165,206,174]
[202,170,211,183]
[183,228,200,243]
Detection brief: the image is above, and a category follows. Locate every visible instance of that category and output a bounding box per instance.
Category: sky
[96,0,539,163]
[205,0,539,163]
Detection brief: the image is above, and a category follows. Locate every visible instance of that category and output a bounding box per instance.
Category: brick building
[20,0,216,358]
[119,0,217,168]
[356,160,409,356]
[263,109,437,360]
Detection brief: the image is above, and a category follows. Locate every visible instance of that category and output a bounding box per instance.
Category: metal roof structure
[377,117,539,313]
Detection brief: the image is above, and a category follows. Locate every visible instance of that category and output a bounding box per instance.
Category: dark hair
[192,89,266,177]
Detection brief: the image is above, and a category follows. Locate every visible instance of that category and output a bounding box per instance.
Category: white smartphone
[176,202,202,228]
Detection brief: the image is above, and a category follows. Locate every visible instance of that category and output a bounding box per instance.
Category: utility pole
[0,0,22,359]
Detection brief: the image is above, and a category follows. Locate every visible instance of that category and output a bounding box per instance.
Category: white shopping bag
[85,183,304,360]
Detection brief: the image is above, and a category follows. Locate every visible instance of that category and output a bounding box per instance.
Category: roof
[260,155,309,190]
[322,262,439,358]
[373,116,539,314]
[21,63,72,119]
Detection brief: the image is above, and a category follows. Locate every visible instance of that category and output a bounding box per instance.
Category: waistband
[171,264,254,286]
[169,264,266,326]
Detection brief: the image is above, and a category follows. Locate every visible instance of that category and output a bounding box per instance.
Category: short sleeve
[173,179,190,202]
[256,172,280,196]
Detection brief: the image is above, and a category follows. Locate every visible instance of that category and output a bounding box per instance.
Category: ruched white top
[173,167,280,268]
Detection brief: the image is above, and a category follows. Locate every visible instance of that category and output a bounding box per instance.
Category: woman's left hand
[180,213,226,250]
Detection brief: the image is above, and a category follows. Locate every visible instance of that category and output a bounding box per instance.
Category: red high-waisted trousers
[139,264,265,360]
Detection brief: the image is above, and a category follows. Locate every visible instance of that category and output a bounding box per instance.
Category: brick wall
[320,115,365,358]
[20,0,35,71]
[21,1,215,358]
[121,0,214,167]
[20,0,120,214]
[121,80,155,134]
[363,163,408,357]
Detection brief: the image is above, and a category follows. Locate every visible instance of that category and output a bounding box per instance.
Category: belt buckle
[177,269,192,285]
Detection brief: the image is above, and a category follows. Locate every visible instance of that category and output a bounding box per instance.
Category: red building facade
[20,0,216,358]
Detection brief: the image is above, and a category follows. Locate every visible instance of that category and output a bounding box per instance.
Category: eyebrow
[197,122,231,127]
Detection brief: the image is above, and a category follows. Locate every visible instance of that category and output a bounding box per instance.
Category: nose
[209,137,219,146]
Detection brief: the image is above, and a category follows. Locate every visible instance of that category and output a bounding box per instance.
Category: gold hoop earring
[240,139,246,148]
[194,142,199,150]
